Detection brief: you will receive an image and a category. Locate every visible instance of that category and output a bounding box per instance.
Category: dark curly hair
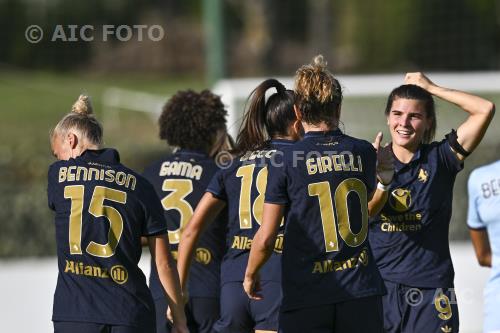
[158,90,228,151]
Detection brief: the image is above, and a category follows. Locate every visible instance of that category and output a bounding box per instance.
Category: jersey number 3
[64,185,127,258]
[161,179,193,245]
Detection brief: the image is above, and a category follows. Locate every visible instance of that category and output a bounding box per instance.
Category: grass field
[1,70,499,256]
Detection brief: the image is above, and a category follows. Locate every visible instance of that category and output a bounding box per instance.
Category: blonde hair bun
[312,54,327,70]
[72,95,93,115]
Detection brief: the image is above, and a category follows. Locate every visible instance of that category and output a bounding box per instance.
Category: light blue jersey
[467,160,500,333]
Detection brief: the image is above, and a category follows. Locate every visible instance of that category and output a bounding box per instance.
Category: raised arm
[176,192,226,292]
[147,234,188,333]
[243,202,284,300]
[405,72,495,161]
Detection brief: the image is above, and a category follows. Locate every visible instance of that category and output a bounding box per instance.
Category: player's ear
[293,104,302,121]
[292,120,303,139]
[67,132,79,149]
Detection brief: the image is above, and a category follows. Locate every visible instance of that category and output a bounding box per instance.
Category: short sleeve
[438,137,464,174]
[140,181,169,236]
[467,170,485,230]
[265,155,289,205]
[47,164,58,211]
[206,168,228,201]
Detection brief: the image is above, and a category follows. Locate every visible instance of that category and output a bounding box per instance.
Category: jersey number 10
[308,178,368,252]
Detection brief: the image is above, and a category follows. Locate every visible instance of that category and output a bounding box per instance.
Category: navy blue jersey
[265,130,386,311]
[143,149,227,299]
[207,139,293,284]
[47,149,167,327]
[369,139,463,288]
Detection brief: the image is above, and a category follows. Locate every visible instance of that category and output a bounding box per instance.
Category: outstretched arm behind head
[405,72,495,161]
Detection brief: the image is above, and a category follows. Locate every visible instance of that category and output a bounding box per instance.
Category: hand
[168,306,189,333]
[372,132,394,185]
[167,290,189,323]
[171,324,190,333]
[404,72,435,91]
[243,273,263,300]
[166,306,173,324]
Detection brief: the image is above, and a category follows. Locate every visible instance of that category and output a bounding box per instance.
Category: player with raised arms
[142,90,231,333]
[176,78,301,333]
[368,73,495,332]
[244,55,387,333]
[48,95,188,333]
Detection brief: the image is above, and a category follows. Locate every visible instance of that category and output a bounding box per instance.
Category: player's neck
[392,144,417,164]
[302,121,337,133]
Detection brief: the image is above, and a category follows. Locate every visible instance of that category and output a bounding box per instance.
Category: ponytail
[234,79,295,155]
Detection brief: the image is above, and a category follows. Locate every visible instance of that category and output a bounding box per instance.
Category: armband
[445,129,471,157]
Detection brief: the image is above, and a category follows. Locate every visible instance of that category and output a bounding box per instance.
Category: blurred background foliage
[0,0,499,256]
[1,0,498,74]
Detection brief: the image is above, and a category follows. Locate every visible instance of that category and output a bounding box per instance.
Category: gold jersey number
[236,164,267,229]
[236,164,285,230]
[161,179,194,244]
[308,178,368,252]
[64,185,127,258]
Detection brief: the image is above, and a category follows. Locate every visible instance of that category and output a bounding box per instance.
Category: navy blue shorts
[382,280,459,333]
[213,281,281,333]
[53,321,154,333]
[278,295,384,333]
[154,296,220,333]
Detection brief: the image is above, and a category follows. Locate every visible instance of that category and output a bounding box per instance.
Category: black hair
[234,79,295,155]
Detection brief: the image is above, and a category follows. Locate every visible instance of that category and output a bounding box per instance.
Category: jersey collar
[270,138,295,146]
[304,129,343,139]
[79,148,121,164]
[175,148,209,157]
[393,144,422,172]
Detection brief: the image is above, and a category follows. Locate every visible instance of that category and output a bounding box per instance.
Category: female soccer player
[368,72,495,333]
[467,159,500,333]
[176,79,300,333]
[244,55,387,333]
[48,95,188,333]
[142,89,230,333]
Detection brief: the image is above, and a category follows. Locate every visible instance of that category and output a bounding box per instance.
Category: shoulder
[341,135,376,157]
[350,136,373,148]
[48,159,66,172]
[117,163,152,190]
[48,159,71,180]
[470,160,500,181]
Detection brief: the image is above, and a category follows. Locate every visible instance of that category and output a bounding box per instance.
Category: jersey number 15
[64,185,127,258]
